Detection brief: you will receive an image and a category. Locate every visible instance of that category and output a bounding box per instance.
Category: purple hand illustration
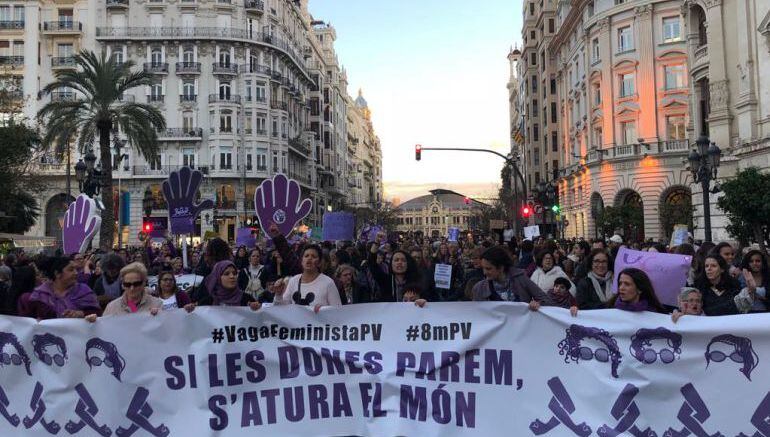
[62,194,101,256]
[254,173,312,237]
[162,166,213,235]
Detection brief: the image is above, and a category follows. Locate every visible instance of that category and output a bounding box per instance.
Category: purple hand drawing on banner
[705,334,759,381]
[663,383,724,437]
[161,166,213,235]
[254,173,312,237]
[630,328,682,365]
[65,383,111,436]
[0,386,19,427]
[115,387,170,437]
[529,377,592,437]
[62,194,101,256]
[597,384,657,437]
[22,382,60,434]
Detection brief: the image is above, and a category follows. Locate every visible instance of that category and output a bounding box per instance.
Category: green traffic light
[551,205,560,213]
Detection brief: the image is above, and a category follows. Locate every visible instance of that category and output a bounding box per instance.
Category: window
[255,81,266,102]
[113,48,124,65]
[530,53,536,66]
[618,26,633,52]
[662,17,681,42]
[182,112,194,131]
[552,132,558,152]
[551,102,557,123]
[272,151,278,172]
[256,149,267,170]
[621,121,637,145]
[666,115,687,140]
[533,148,540,166]
[614,0,626,4]
[592,38,600,62]
[664,64,685,90]
[532,99,538,115]
[593,83,602,105]
[182,48,194,64]
[219,148,232,169]
[219,111,232,133]
[245,80,252,101]
[550,79,556,95]
[256,114,266,133]
[548,19,554,33]
[218,82,230,99]
[58,43,73,58]
[150,83,163,99]
[246,153,253,170]
[182,80,195,99]
[182,147,195,168]
[151,48,162,66]
[13,6,23,23]
[533,124,539,142]
[219,50,230,66]
[593,125,603,147]
[531,75,537,92]
[57,9,73,24]
[619,72,635,97]
[0,6,9,22]
[529,2,534,16]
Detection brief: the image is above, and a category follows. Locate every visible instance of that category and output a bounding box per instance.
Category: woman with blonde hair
[91,262,162,319]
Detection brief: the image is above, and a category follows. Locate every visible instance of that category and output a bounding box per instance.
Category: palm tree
[37,50,166,250]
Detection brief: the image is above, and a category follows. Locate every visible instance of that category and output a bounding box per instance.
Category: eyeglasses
[572,347,609,362]
[42,353,65,366]
[592,259,609,265]
[0,353,21,365]
[640,348,676,364]
[708,350,744,363]
[122,280,144,289]
[88,356,114,368]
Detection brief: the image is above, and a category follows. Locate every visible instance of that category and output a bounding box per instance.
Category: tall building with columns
[7,0,381,245]
[543,0,692,241]
[345,89,383,209]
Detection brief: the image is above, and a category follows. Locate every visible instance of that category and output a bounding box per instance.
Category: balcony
[143,62,169,74]
[0,21,24,31]
[147,94,165,103]
[51,91,76,102]
[132,165,186,176]
[51,56,76,69]
[180,94,197,103]
[254,95,267,104]
[662,139,689,153]
[248,64,271,75]
[270,101,288,111]
[0,56,23,67]
[175,62,201,74]
[210,127,238,135]
[254,129,267,136]
[208,94,241,104]
[158,128,203,139]
[212,63,238,75]
[43,21,83,34]
[245,0,264,13]
[106,0,129,8]
[613,144,635,158]
[693,44,709,72]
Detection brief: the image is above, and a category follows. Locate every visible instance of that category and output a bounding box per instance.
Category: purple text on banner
[322,212,355,241]
[612,246,691,307]
[236,227,257,248]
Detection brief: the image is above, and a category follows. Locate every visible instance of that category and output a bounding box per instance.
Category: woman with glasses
[95,262,162,318]
[153,271,192,311]
[575,249,614,310]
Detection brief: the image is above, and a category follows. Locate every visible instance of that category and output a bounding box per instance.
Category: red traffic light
[143,221,153,233]
[415,144,422,161]
[522,206,532,217]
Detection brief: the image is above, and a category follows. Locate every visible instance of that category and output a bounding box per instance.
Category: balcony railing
[245,0,264,12]
[694,45,708,62]
[132,165,186,176]
[0,21,24,30]
[208,94,241,103]
[143,62,169,74]
[0,56,23,66]
[106,0,129,7]
[270,101,288,111]
[51,91,76,102]
[254,129,267,136]
[43,21,83,32]
[175,62,201,74]
[212,63,238,75]
[614,144,635,158]
[662,139,689,152]
[52,56,76,68]
[254,95,267,103]
[180,94,197,102]
[158,128,203,138]
[147,95,165,103]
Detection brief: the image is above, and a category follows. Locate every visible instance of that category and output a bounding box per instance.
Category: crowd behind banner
[0,224,766,323]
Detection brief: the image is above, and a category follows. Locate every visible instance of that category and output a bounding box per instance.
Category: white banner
[0,304,768,436]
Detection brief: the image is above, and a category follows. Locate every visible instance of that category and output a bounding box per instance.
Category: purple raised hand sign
[254,173,312,237]
[612,247,691,307]
[161,167,213,235]
[62,194,101,256]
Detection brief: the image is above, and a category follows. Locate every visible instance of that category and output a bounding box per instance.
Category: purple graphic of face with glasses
[32,333,67,367]
[0,332,31,376]
[558,324,622,378]
[85,338,126,382]
[705,334,758,381]
[629,327,682,365]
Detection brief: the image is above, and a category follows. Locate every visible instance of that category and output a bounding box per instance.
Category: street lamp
[75,149,103,198]
[688,135,722,242]
[142,188,154,218]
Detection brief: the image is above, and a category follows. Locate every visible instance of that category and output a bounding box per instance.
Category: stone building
[394,189,483,238]
[345,89,384,209]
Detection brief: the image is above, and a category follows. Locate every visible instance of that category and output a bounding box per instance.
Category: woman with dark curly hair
[19,257,100,320]
[735,249,769,313]
[695,254,740,316]
[575,249,613,310]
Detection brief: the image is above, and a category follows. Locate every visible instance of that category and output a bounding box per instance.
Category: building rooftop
[396,189,487,211]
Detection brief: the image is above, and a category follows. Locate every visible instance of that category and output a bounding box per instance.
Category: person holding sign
[275,245,341,311]
[470,246,551,308]
[188,261,261,311]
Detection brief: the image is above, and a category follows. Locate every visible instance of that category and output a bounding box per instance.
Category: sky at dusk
[308,0,523,203]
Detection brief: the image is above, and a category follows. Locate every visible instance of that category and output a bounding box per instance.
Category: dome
[355,88,368,108]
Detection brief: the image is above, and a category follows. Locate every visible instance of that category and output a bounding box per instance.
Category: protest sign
[360,224,384,242]
[612,246,691,307]
[235,227,257,248]
[1,304,768,436]
[145,216,168,238]
[61,194,101,255]
[254,173,312,237]
[434,264,453,289]
[162,166,213,235]
[147,273,204,293]
[524,225,540,240]
[447,227,460,243]
[489,220,505,229]
[670,224,689,247]
[322,212,355,241]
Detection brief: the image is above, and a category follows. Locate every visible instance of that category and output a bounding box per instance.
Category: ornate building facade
[345,89,383,209]
[394,190,482,238]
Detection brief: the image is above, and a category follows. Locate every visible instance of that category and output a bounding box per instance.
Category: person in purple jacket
[18,256,100,320]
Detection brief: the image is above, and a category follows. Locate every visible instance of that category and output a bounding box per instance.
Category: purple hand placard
[254,173,312,237]
[161,167,213,235]
[62,194,101,255]
[612,246,691,307]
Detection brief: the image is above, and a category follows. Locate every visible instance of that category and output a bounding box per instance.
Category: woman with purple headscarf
[18,256,100,320]
[186,260,261,311]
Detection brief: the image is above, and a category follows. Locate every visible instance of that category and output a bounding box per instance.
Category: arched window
[151,48,163,66]
[219,82,231,99]
[182,47,195,65]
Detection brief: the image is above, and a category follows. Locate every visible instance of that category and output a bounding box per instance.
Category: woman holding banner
[367,242,427,302]
[695,255,740,316]
[154,271,192,311]
[609,268,665,313]
[188,260,261,310]
[19,257,101,320]
[530,251,575,296]
[98,263,162,318]
[275,245,341,309]
[470,246,551,306]
[575,249,614,310]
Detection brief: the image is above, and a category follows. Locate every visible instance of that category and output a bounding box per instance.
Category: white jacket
[530,266,576,296]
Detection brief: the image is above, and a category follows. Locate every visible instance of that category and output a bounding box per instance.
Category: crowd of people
[0,223,766,323]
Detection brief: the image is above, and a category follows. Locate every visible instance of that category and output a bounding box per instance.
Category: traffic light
[415,144,422,161]
[143,220,153,233]
[551,204,560,213]
[464,196,470,205]
[521,206,532,217]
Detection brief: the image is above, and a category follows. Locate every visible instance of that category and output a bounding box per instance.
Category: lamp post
[687,135,722,243]
[533,179,557,233]
[74,149,103,198]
